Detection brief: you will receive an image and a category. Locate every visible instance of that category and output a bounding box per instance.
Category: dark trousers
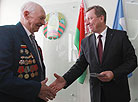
[101,87,106,102]
[100,87,130,102]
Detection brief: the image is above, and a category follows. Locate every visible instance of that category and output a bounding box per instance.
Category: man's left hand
[97,71,114,82]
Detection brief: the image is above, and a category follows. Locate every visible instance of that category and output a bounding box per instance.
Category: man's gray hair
[20,1,41,17]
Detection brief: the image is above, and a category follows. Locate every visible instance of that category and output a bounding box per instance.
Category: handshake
[38,73,66,102]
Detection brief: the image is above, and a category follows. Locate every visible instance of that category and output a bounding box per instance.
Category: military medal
[21,56,25,59]
[34,64,38,76]
[35,72,38,76]
[24,56,28,59]
[19,60,25,65]
[24,74,29,79]
[30,53,34,58]
[30,65,35,78]
[18,74,23,78]
[33,59,36,64]
[24,66,30,79]
[31,73,35,78]
[28,55,32,59]
[28,59,32,64]
[21,45,27,48]
[25,49,29,54]
[24,60,29,65]
[17,66,24,79]
[20,49,24,54]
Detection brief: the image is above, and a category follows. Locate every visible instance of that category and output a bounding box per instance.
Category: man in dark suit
[50,5,137,102]
[0,1,56,102]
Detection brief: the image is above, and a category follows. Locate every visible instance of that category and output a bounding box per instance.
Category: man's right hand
[49,73,66,93]
[38,78,56,102]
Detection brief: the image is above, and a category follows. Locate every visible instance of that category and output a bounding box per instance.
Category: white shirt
[22,25,32,37]
[95,27,107,51]
[22,25,35,43]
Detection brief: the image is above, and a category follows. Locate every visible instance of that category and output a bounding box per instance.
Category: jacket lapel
[16,22,40,67]
[91,34,99,63]
[102,27,114,63]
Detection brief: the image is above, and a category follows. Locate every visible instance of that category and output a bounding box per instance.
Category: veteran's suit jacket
[63,27,137,102]
[0,22,45,102]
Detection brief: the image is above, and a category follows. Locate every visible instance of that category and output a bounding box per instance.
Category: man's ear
[23,11,29,19]
[100,15,104,23]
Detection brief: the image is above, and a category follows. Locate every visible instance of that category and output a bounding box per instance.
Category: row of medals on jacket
[18,48,38,79]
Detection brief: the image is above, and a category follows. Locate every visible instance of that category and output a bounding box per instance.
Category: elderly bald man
[0,1,56,102]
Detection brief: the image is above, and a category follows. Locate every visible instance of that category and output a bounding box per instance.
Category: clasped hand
[49,73,66,93]
[38,78,56,102]
[38,74,66,102]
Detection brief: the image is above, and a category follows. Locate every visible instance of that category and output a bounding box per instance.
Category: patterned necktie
[30,35,38,55]
[98,35,103,64]
[30,35,44,80]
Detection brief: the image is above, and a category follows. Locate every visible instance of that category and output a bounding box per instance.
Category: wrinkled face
[86,9,104,33]
[27,7,46,33]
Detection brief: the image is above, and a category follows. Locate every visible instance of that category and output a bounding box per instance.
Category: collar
[22,25,32,37]
[95,27,107,39]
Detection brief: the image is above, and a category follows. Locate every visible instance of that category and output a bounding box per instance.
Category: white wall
[125,1,138,102]
[0,0,138,102]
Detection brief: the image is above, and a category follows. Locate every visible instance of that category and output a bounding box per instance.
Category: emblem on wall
[43,12,66,40]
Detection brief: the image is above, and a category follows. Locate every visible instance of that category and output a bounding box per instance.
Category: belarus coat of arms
[43,12,66,40]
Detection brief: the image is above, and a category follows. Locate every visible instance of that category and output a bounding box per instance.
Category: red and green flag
[74,0,88,84]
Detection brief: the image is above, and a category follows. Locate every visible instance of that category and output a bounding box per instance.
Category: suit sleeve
[112,32,137,78]
[0,27,41,101]
[63,40,88,88]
